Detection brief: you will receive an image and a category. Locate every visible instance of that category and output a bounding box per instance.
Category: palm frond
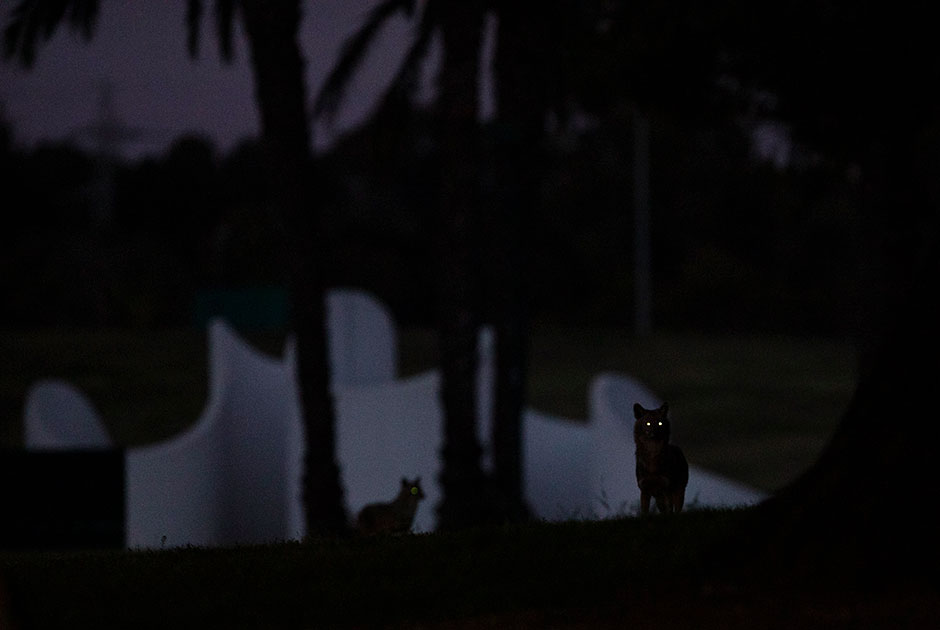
[312,0,417,124]
[187,0,237,62]
[373,0,440,120]
[65,0,96,38]
[214,0,237,62]
[3,0,99,67]
[186,0,237,62]
[186,0,202,58]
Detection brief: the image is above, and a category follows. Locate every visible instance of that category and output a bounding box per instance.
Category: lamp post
[633,106,651,336]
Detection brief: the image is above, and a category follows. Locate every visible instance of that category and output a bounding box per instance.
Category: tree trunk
[435,0,491,530]
[733,132,940,579]
[485,1,553,523]
[241,0,348,536]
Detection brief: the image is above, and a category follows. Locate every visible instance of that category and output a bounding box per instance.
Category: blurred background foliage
[0,100,865,335]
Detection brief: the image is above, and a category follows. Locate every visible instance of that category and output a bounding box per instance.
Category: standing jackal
[356,477,426,535]
[633,403,689,515]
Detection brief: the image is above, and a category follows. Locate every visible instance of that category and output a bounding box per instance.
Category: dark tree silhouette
[570,0,940,576]
[235,0,347,536]
[4,0,349,535]
[432,0,493,529]
[578,0,940,573]
[741,234,940,576]
[315,0,529,528]
[314,0,621,527]
[482,0,557,523]
[710,2,940,574]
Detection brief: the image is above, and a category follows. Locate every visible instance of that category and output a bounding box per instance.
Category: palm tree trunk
[435,0,491,530]
[240,0,348,535]
[485,2,551,523]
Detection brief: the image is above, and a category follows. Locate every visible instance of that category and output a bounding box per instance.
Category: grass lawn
[402,325,857,492]
[2,325,856,492]
[2,511,935,628]
[3,326,920,628]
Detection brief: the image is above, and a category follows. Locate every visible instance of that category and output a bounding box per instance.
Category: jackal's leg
[655,494,670,513]
[671,489,685,513]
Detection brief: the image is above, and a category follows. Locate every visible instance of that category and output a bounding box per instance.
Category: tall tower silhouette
[73,80,148,229]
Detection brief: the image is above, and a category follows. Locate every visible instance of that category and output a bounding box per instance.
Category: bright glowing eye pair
[645,421,664,426]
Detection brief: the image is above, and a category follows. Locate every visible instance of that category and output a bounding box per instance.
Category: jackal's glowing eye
[658,421,663,426]
[411,486,419,496]
[646,421,651,426]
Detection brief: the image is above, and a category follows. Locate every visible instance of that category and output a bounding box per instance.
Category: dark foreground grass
[3,510,936,629]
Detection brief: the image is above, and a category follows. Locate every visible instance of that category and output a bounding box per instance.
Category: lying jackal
[356,477,426,535]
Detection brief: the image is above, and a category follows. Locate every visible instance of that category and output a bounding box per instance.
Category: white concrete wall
[24,380,112,449]
[24,289,767,548]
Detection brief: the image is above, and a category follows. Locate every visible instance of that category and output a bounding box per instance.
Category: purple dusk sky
[0,0,452,159]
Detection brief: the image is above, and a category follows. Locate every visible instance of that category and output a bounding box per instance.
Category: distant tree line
[2,105,864,335]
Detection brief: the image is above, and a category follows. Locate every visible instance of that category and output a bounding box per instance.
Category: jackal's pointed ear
[633,403,646,419]
[660,402,669,415]
[401,477,408,487]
